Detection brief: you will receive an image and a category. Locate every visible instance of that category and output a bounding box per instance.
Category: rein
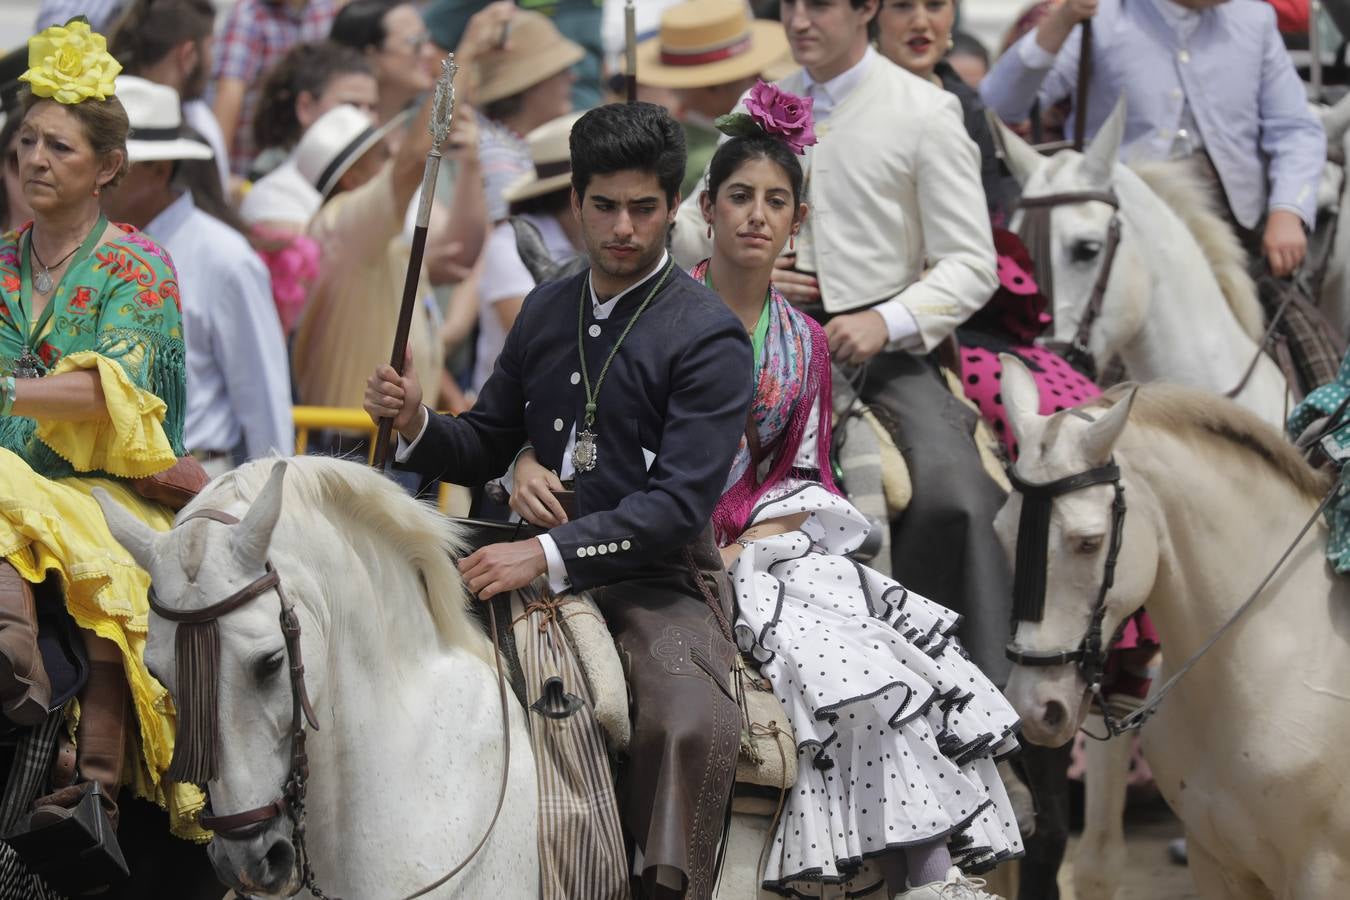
[1015,189,1122,381]
[1006,438,1344,739]
[152,507,513,900]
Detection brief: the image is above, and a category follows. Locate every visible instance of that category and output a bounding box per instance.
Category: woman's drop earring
[707,223,713,239]
[790,232,796,252]
[92,186,100,197]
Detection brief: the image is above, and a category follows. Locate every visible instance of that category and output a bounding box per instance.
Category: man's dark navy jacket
[401,258,753,590]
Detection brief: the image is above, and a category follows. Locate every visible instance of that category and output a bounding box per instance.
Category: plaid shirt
[208,0,337,175]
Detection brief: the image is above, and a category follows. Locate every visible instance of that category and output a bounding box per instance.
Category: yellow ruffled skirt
[0,351,205,840]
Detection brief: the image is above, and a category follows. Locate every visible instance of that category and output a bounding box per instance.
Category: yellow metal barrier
[291,406,465,514]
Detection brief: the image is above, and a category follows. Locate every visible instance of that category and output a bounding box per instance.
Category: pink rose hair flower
[715,80,817,155]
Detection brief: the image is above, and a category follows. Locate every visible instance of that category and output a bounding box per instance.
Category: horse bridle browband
[150,506,512,900]
[1005,440,1128,700]
[1016,189,1123,381]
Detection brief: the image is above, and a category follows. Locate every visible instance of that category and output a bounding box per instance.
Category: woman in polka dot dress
[697,98,1023,899]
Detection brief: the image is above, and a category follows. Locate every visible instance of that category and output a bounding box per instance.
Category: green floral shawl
[0,221,186,479]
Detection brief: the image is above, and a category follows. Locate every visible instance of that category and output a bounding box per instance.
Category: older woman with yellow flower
[0,18,202,855]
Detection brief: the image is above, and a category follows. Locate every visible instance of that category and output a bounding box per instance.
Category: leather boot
[33,634,129,830]
[0,561,51,725]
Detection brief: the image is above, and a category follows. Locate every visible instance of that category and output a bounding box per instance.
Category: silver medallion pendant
[33,268,53,295]
[572,429,598,474]
[13,349,42,379]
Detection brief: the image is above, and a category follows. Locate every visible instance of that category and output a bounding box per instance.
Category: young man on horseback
[981,0,1335,391]
[365,101,753,900]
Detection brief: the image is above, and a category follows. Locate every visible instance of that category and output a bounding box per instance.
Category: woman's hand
[363,347,425,440]
[510,448,570,527]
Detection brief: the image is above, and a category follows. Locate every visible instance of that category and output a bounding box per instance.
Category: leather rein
[150,507,512,900]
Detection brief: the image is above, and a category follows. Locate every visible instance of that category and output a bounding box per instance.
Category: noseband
[1016,189,1122,381]
[1005,443,1128,701]
[148,507,331,898]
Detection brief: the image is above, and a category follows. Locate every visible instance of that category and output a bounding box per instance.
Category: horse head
[993,356,1161,747]
[994,100,1149,371]
[98,461,316,898]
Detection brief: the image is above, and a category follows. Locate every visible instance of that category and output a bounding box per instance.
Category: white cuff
[1020,30,1059,68]
[537,533,571,593]
[874,299,923,350]
[393,406,430,463]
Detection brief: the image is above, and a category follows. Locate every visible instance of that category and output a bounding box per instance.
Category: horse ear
[233,461,288,569]
[94,488,161,574]
[999,353,1043,449]
[988,110,1042,187]
[1080,97,1127,187]
[1082,386,1138,464]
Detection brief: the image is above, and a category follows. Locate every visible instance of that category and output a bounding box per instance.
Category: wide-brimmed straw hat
[294,104,407,198]
[503,112,583,205]
[635,0,790,90]
[120,76,213,163]
[475,10,585,106]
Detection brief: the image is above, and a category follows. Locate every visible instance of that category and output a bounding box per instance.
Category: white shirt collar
[144,189,196,239]
[802,45,875,110]
[587,250,669,320]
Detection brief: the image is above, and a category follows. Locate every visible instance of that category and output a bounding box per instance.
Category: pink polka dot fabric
[960,346,1101,459]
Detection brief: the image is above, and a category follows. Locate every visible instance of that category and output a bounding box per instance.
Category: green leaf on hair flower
[713,112,763,141]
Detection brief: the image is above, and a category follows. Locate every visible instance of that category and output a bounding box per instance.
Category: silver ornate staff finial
[429,54,458,150]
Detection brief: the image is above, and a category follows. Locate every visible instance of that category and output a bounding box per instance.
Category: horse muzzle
[208,823,301,898]
[1005,663,1092,748]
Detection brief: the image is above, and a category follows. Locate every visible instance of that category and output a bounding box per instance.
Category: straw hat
[503,112,583,205]
[119,76,213,163]
[475,11,586,106]
[294,104,407,198]
[635,0,790,90]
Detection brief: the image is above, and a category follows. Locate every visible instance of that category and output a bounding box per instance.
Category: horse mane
[200,456,482,659]
[1090,383,1332,501]
[1128,161,1264,343]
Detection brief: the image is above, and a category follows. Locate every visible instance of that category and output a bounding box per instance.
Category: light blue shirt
[981,0,1325,230]
[144,191,294,460]
[35,0,125,31]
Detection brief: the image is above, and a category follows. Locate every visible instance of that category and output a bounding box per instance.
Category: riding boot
[32,633,129,830]
[0,560,52,725]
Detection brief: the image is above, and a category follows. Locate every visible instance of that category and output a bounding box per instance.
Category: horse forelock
[1080,384,1332,501]
[184,457,484,664]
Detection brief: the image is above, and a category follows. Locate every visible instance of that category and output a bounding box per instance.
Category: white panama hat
[503,112,584,205]
[294,104,408,199]
[119,75,213,163]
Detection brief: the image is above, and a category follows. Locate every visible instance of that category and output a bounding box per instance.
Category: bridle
[1004,409,1130,735]
[150,506,511,900]
[1016,189,1122,382]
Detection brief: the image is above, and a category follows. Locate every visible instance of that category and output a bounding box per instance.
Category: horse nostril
[1043,700,1067,730]
[263,837,296,881]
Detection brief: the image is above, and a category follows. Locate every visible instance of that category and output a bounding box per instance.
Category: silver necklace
[30,228,92,294]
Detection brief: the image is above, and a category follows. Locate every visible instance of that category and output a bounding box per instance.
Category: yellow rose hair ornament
[19,17,121,106]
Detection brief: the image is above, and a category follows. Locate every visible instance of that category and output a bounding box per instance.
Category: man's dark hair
[950,30,990,68]
[330,0,402,53]
[569,102,686,206]
[108,0,216,73]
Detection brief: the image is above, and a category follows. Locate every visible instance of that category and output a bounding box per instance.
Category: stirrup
[8,781,129,894]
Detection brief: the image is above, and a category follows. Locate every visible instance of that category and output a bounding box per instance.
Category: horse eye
[1071,240,1103,263]
[1075,537,1104,555]
[254,652,285,682]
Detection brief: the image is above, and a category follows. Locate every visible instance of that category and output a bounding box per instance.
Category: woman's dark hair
[950,30,990,67]
[252,42,373,153]
[176,130,248,236]
[706,134,806,207]
[569,102,685,205]
[108,0,216,74]
[21,91,131,190]
[0,114,22,230]
[330,0,403,53]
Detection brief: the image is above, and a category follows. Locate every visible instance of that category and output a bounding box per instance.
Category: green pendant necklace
[573,259,675,474]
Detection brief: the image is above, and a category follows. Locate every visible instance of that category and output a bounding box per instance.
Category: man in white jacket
[671,0,1011,684]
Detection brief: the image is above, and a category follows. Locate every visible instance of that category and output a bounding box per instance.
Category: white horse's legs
[1072,733,1131,900]
[1187,835,1271,900]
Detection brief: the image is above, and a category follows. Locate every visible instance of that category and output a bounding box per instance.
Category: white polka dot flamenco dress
[730,483,1024,897]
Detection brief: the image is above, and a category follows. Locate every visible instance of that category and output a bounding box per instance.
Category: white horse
[994,102,1292,428]
[994,357,1350,900]
[96,458,539,899]
[96,455,799,899]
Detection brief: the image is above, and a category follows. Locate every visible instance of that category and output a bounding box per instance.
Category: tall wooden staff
[1073,21,1094,152]
[625,0,638,103]
[372,56,459,470]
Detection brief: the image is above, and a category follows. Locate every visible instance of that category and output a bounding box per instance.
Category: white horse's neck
[284,518,514,898]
